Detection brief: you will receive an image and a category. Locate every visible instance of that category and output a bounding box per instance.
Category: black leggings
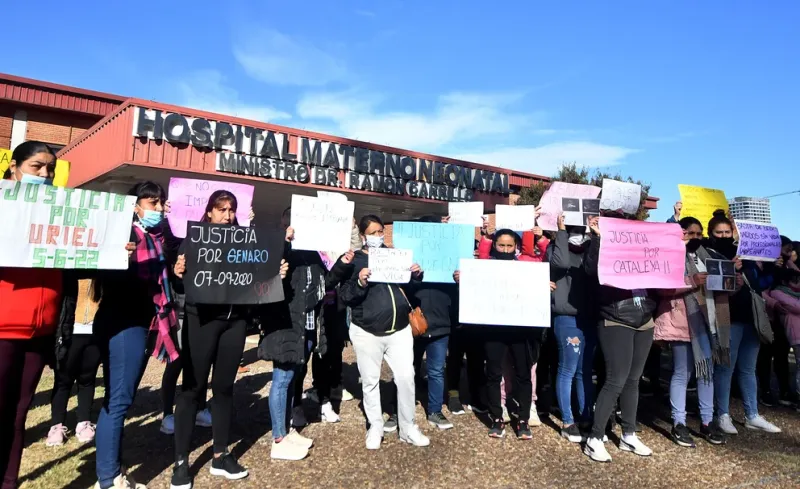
[174,311,246,458]
[51,335,100,425]
[591,324,654,439]
[312,307,346,404]
[484,333,536,422]
[161,357,206,416]
[446,327,486,407]
[756,319,791,397]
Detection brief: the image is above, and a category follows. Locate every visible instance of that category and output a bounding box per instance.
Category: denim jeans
[714,322,760,420]
[553,315,596,425]
[269,363,298,439]
[670,341,714,426]
[414,335,449,415]
[96,326,148,489]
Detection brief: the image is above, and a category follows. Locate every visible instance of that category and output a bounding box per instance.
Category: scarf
[132,224,179,362]
[684,246,731,373]
[776,285,800,299]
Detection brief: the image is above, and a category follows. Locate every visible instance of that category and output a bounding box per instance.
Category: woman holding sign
[339,215,429,450]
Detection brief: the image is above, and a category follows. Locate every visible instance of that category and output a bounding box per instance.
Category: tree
[517,162,652,221]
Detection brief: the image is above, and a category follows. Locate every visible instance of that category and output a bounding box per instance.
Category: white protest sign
[599,179,642,215]
[368,248,413,283]
[458,259,551,327]
[317,190,348,201]
[448,201,484,227]
[495,205,536,231]
[290,195,355,253]
[0,181,136,269]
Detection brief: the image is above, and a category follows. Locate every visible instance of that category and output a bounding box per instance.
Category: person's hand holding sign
[480,216,489,236]
[341,250,355,265]
[126,242,136,258]
[174,254,186,279]
[164,201,172,214]
[691,272,708,287]
[285,226,295,242]
[410,263,423,279]
[557,214,566,231]
[550,281,557,292]
[441,216,451,224]
[453,270,460,284]
[732,256,743,271]
[534,205,542,220]
[249,208,255,222]
[279,259,289,279]
[358,268,371,287]
[588,216,601,236]
[533,226,544,237]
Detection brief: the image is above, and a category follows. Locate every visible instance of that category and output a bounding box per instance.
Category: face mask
[364,235,384,249]
[492,250,516,261]
[138,209,163,229]
[19,174,51,186]
[686,238,702,252]
[568,232,586,246]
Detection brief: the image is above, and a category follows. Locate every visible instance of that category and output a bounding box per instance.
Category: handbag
[741,273,774,344]
[398,288,428,337]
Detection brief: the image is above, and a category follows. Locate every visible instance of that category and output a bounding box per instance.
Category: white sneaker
[321,402,341,423]
[745,415,782,433]
[341,389,354,402]
[271,439,308,461]
[502,405,511,423]
[399,425,430,447]
[195,409,212,428]
[286,428,314,449]
[619,433,653,457]
[366,427,383,450]
[160,415,175,435]
[584,437,612,463]
[715,414,739,435]
[529,405,542,427]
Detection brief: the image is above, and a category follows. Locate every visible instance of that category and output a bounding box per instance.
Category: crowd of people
[1,140,799,489]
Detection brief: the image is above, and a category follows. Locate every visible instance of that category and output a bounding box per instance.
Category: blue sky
[6,0,799,237]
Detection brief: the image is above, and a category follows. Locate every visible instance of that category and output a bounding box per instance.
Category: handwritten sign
[0,148,70,187]
[368,248,413,283]
[290,195,355,254]
[538,182,601,231]
[678,185,729,235]
[182,222,285,304]
[317,190,348,201]
[495,205,536,231]
[561,198,600,227]
[0,181,136,269]
[458,259,551,327]
[448,201,484,227]
[705,259,737,291]
[392,221,474,283]
[599,179,642,215]
[598,217,686,290]
[736,220,781,262]
[167,177,254,238]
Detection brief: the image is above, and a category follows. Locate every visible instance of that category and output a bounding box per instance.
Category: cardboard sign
[458,259,551,327]
[538,182,601,231]
[0,181,135,269]
[705,259,737,291]
[735,220,782,262]
[597,217,687,290]
[495,205,536,231]
[167,177,254,238]
[392,221,474,283]
[0,148,70,187]
[678,185,729,235]
[290,195,355,254]
[561,198,600,227]
[368,248,413,283]
[448,201,484,227]
[182,222,285,304]
[599,179,642,215]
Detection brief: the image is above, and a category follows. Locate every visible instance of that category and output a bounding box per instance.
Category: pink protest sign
[598,217,687,290]
[538,182,601,231]
[167,177,254,238]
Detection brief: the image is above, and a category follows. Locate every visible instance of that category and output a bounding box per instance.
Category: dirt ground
[17,337,800,489]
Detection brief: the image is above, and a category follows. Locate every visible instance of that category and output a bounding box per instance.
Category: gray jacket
[547,230,592,318]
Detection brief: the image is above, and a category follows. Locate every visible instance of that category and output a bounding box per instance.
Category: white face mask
[568,232,587,246]
[364,235,384,248]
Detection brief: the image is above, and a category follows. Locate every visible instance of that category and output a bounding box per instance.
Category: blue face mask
[20,174,52,186]
[138,209,164,229]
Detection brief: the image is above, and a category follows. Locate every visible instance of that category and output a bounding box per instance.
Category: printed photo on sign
[537,182,601,231]
[599,179,642,215]
[290,194,355,254]
[735,220,782,262]
[167,177,254,238]
[392,221,474,283]
[182,222,286,305]
[0,181,136,269]
[447,201,484,227]
[368,248,413,283]
[705,258,737,292]
[561,198,601,227]
[495,205,536,231]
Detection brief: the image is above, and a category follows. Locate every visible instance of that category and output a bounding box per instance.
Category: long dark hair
[201,190,239,225]
[3,141,56,179]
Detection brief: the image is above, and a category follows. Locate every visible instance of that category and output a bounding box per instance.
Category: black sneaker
[384,414,398,433]
[759,392,776,408]
[700,423,725,445]
[671,424,696,448]
[170,459,193,489]
[778,392,798,408]
[514,420,532,440]
[561,424,585,444]
[448,396,466,416]
[428,412,454,430]
[488,419,506,438]
[209,453,248,480]
[469,403,489,414]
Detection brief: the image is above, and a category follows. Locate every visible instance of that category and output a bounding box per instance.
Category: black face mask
[686,238,702,252]
[492,250,516,261]
[708,236,736,258]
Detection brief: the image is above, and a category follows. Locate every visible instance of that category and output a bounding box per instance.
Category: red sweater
[478,232,550,261]
[0,267,62,339]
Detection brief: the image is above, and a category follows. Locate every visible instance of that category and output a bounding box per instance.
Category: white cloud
[177,70,291,122]
[233,29,347,86]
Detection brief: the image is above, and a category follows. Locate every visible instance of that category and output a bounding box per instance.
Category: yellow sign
[0,148,70,187]
[678,184,729,235]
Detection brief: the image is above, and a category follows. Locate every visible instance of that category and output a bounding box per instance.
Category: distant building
[728,197,771,223]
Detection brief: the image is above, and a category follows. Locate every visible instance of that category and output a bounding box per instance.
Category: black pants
[312,306,345,404]
[51,335,100,426]
[756,319,791,397]
[484,332,537,422]
[446,327,486,407]
[591,324,654,439]
[161,357,206,416]
[174,312,246,458]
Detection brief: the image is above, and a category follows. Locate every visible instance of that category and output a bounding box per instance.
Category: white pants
[350,324,416,436]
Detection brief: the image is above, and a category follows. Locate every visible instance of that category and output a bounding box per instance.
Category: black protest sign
[183,222,286,305]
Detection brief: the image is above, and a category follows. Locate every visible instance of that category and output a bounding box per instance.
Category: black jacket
[339,249,417,336]
[583,234,656,328]
[407,282,457,338]
[547,231,593,318]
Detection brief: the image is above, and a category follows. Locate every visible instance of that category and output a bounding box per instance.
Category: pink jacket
[766,289,800,346]
[654,289,691,342]
[477,232,549,262]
